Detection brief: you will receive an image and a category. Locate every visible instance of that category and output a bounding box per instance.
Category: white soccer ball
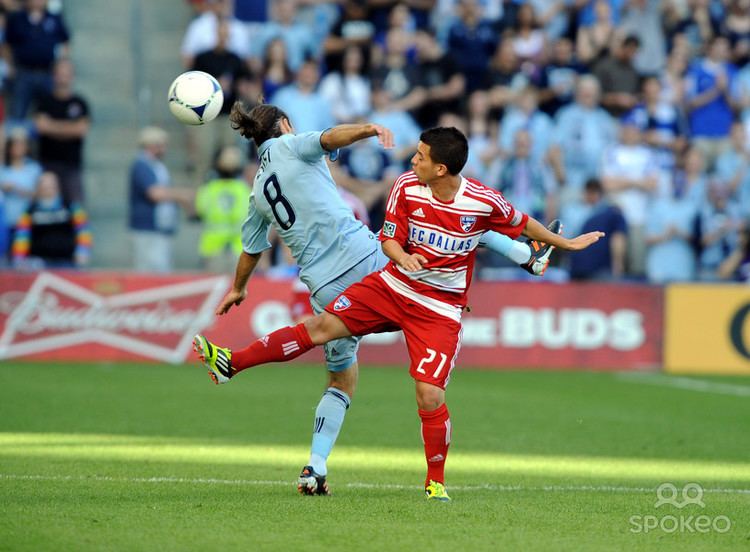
[167,71,224,126]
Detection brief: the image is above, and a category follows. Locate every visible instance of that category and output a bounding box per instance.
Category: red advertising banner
[0,272,663,370]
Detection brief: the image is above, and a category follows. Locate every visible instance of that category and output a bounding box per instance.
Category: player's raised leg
[193,312,352,384]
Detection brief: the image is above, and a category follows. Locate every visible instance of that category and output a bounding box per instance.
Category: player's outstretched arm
[215,251,262,316]
[521,217,605,251]
[320,123,394,151]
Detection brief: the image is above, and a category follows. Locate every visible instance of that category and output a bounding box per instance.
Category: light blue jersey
[242,131,379,294]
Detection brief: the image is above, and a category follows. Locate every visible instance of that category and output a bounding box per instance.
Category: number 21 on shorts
[416,348,448,379]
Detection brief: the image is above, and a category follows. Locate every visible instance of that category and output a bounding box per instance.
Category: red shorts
[324,272,462,389]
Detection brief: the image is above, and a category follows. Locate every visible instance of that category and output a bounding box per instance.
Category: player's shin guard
[309,387,351,476]
[418,403,451,486]
[231,323,314,373]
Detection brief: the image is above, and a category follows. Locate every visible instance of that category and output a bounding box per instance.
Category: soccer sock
[231,323,314,373]
[481,231,532,265]
[418,403,451,486]
[309,387,351,476]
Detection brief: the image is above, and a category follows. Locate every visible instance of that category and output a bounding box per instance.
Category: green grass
[1,363,749,551]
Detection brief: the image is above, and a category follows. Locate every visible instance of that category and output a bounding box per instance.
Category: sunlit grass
[3,432,750,483]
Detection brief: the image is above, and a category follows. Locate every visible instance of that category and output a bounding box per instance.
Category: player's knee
[328,363,358,397]
[304,313,341,344]
[415,382,445,411]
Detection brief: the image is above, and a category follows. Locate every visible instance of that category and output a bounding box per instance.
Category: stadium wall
[2,271,748,374]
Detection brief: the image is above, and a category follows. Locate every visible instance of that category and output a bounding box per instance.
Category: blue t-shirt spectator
[685,58,737,138]
[5,9,69,70]
[271,84,335,134]
[447,18,498,93]
[569,201,628,280]
[128,152,177,234]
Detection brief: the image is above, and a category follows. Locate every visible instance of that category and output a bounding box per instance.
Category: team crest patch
[383,221,397,238]
[333,295,352,311]
[460,215,477,232]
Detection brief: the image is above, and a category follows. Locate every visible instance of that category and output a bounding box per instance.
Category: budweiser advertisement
[0,272,663,370]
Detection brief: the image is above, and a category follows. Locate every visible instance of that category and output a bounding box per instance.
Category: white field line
[616,373,750,397]
[1,473,749,495]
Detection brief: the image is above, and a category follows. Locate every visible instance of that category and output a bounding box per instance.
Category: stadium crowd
[1,0,750,283]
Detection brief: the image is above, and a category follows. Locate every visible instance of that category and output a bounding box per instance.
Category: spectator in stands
[528,0,569,41]
[548,75,617,199]
[697,179,744,280]
[260,38,294,100]
[601,120,661,277]
[566,178,627,281]
[684,35,737,169]
[11,171,91,269]
[33,58,90,204]
[663,0,716,57]
[644,174,698,283]
[323,0,375,74]
[498,129,557,222]
[498,86,553,164]
[319,45,372,124]
[0,128,42,250]
[463,91,501,183]
[576,0,616,65]
[625,76,685,173]
[370,28,425,112]
[4,0,70,124]
[369,86,421,166]
[180,0,248,68]
[128,127,194,273]
[618,0,667,75]
[189,18,245,185]
[733,58,750,129]
[723,0,750,65]
[486,40,528,115]
[368,0,434,33]
[717,221,750,281]
[270,59,335,133]
[660,47,688,107]
[593,34,641,117]
[510,3,546,67]
[412,31,465,129]
[195,145,250,273]
[447,0,499,94]
[252,0,318,73]
[536,37,586,116]
[673,145,709,209]
[715,121,750,213]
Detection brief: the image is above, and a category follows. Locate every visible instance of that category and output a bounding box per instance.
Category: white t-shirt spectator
[318,72,371,124]
[181,13,250,60]
[601,144,661,227]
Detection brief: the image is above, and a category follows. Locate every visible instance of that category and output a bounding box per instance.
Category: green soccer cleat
[192,334,234,384]
[521,219,563,276]
[425,480,451,502]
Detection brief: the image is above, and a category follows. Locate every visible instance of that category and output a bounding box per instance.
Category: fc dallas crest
[460,215,477,232]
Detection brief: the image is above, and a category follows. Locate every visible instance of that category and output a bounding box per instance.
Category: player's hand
[566,231,605,251]
[398,253,428,272]
[215,288,247,316]
[372,124,394,149]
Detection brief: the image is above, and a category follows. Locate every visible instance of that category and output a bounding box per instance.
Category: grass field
[1,362,749,551]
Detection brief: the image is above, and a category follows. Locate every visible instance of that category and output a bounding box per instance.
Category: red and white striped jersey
[378,170,528,321]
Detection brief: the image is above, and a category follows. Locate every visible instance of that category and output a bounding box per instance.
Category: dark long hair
[229,101,289,147]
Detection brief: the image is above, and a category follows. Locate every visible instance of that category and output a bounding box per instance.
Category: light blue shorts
[310,248,389,371]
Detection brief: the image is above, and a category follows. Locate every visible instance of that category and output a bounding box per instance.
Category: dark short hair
[229,101,288,147]
[623,35,640,48]
[419,127,468,175]
[584,178,603,194]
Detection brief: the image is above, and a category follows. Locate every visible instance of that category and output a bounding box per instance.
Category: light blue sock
[309,387,350,476]
[480,231,531,265]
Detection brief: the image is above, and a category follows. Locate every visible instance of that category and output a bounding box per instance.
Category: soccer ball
[167,71,224,126]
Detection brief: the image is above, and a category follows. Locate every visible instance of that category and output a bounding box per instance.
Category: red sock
[231,323,314,372]
[418,403,451,486]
